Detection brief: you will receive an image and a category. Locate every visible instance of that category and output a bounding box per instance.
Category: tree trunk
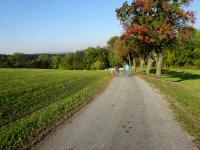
[132,58,136,73]
[128,54,131,66]
[146,57,153,75]
[156,52,163,78]
[140,58,144,71]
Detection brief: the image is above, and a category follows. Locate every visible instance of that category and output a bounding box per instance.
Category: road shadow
[150,69,200,82]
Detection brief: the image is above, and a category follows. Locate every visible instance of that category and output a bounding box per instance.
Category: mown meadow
[139,68,200,148]
[0,69,112,149]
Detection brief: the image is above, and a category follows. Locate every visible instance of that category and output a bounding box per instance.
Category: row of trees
[59,47,111,70]
[164,30,200,67]
[0,53,62,69]
[0,46,119,70]
[114,0,197,77]
[108,28,200,70]
[1,28,199,70]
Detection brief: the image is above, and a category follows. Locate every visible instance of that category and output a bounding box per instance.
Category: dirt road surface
[33,76,197,150]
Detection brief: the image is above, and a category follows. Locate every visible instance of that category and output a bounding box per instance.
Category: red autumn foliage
[116,0,196,55]
[179,28,192,40]
[186,11,196,23]
[162,2,171,11]
[114,37,129,57]
[158,24,175,40]
[125,24,149,39]
[144,0,154,11]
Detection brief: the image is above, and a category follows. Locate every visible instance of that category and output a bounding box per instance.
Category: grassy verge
[0,69,112,149]
[139,69,200,148]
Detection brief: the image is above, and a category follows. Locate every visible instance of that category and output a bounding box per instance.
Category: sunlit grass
[139,68,200,148]
[0,69,112,149]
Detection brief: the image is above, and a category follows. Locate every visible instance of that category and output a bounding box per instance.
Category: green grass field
[139,68,200,148]
[0,69,112,149]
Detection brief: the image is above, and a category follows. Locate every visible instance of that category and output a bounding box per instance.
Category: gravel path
[33,76,197,150]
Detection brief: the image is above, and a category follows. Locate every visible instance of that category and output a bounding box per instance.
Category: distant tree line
[1,29,200,70]
[0,45,121,70]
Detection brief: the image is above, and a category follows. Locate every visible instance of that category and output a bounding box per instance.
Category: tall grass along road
[0,69,111,149]
[33,76,197,150]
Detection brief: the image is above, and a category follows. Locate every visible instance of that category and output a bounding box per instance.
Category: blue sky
[0,0,199,54]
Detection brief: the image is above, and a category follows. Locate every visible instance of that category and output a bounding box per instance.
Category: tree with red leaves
[116,0,196,77]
